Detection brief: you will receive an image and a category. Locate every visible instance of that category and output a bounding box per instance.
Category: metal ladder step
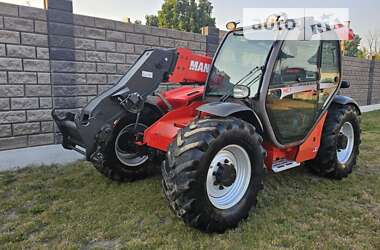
[272,159,300,173]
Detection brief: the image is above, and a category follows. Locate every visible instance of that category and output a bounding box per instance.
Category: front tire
[93,108,161,182]
[162,117,265,233]
[309,104,361,179]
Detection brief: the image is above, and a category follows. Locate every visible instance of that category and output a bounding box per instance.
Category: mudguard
[196,102,264,132]
[333,95,361,114]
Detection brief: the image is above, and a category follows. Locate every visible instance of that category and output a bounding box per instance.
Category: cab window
[266,40,320,144]
[318,41,340,109]
[271,41,319,85]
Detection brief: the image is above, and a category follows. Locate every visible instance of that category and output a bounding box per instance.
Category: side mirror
[233,85,250,99]
[341,80,350,89]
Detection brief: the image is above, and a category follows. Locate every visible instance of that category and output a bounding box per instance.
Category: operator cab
[204,27,342,147]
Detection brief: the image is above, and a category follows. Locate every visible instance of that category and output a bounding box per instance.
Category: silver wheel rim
[337,122,355,165]
[115,124,149,167]
[206,144,251,210]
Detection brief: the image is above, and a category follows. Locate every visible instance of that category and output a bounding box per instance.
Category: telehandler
[53,20,361,232]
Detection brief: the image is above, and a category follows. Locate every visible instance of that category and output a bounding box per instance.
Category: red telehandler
[53,22,361,233]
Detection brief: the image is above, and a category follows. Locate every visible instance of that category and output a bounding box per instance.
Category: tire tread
[162,117,264,232]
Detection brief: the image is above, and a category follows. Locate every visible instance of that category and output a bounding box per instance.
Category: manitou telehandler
[53,19,361,233]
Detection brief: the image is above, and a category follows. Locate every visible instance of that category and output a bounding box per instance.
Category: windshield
[206,31,273,97]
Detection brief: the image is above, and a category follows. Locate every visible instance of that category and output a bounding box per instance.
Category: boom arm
[168,48,212,84]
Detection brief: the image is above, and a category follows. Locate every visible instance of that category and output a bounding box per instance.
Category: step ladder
[272,159,300,173]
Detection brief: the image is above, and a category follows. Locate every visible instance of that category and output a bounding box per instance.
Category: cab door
[265,40,321,144]
[318,40,341,111]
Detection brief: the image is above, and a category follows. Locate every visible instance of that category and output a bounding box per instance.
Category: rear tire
[162,117,265,233]
[93,108,161,182]
[309,104,361,179]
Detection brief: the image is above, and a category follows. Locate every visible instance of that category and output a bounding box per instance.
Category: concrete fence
[0,0,378,152]
[341,57,380,106]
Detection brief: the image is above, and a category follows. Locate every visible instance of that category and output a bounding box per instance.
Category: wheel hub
[115,123,149,167]
[337,132,348,150]
[336,122,355,165]
[213,160,237,187]
[206,144,252,210]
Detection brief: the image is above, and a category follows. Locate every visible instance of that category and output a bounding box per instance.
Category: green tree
[177,0,190,31]
[344,34,361,57]
[157,0,176,29]
[357,47,368,59]
[197,0,215,30]
[189,0,199,33]
[146,15,159,27]
[146,0,215,33]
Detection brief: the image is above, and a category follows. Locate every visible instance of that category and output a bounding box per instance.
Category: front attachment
[52,48,178,161]
[52,110,86,152]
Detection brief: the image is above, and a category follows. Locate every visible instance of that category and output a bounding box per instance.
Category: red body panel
[264,112,328,170]
[146,95,328,164]
[143,48,210,152]
[264,144,298,169]
[295,112,327,163]
[157,86,205,111]
[168,48,212,84]
[143,101,204,151]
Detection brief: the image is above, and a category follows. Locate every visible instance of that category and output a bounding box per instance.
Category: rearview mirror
[233,85,250,99]
[341,80,350,89]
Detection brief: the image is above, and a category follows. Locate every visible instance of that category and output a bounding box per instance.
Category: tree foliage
[145,0,215,33]
[344,34,361,57]
[357,47,368,59]
[146,15,159,27]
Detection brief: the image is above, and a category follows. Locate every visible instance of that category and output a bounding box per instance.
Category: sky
[2,0,379,47]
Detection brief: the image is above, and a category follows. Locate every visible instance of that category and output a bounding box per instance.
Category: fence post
[201,26,220,57]
[367,56,375,105]
[45,0,74,144]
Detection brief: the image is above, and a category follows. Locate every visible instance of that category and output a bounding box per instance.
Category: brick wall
[0,3,52,150]
[46,0,206,115]
[0,0,207,151]
[338,56,380,106]
[371,61,380,104]
[340,57,372,106]
[0,0,378,151]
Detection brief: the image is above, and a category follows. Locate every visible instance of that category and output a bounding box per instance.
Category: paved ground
[0,145,83,172]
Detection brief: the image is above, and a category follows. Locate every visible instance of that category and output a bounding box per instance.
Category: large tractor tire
[162,117,265,233]
[93,108,161,182]
[309,104,361,179]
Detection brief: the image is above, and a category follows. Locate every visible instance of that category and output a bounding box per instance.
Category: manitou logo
[189,60,211,73]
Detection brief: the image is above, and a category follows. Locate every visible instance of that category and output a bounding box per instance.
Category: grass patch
[1,111,380,249]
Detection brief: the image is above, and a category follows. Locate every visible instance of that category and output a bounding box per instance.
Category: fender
[333,95,361,114]
[197,102,264,133]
